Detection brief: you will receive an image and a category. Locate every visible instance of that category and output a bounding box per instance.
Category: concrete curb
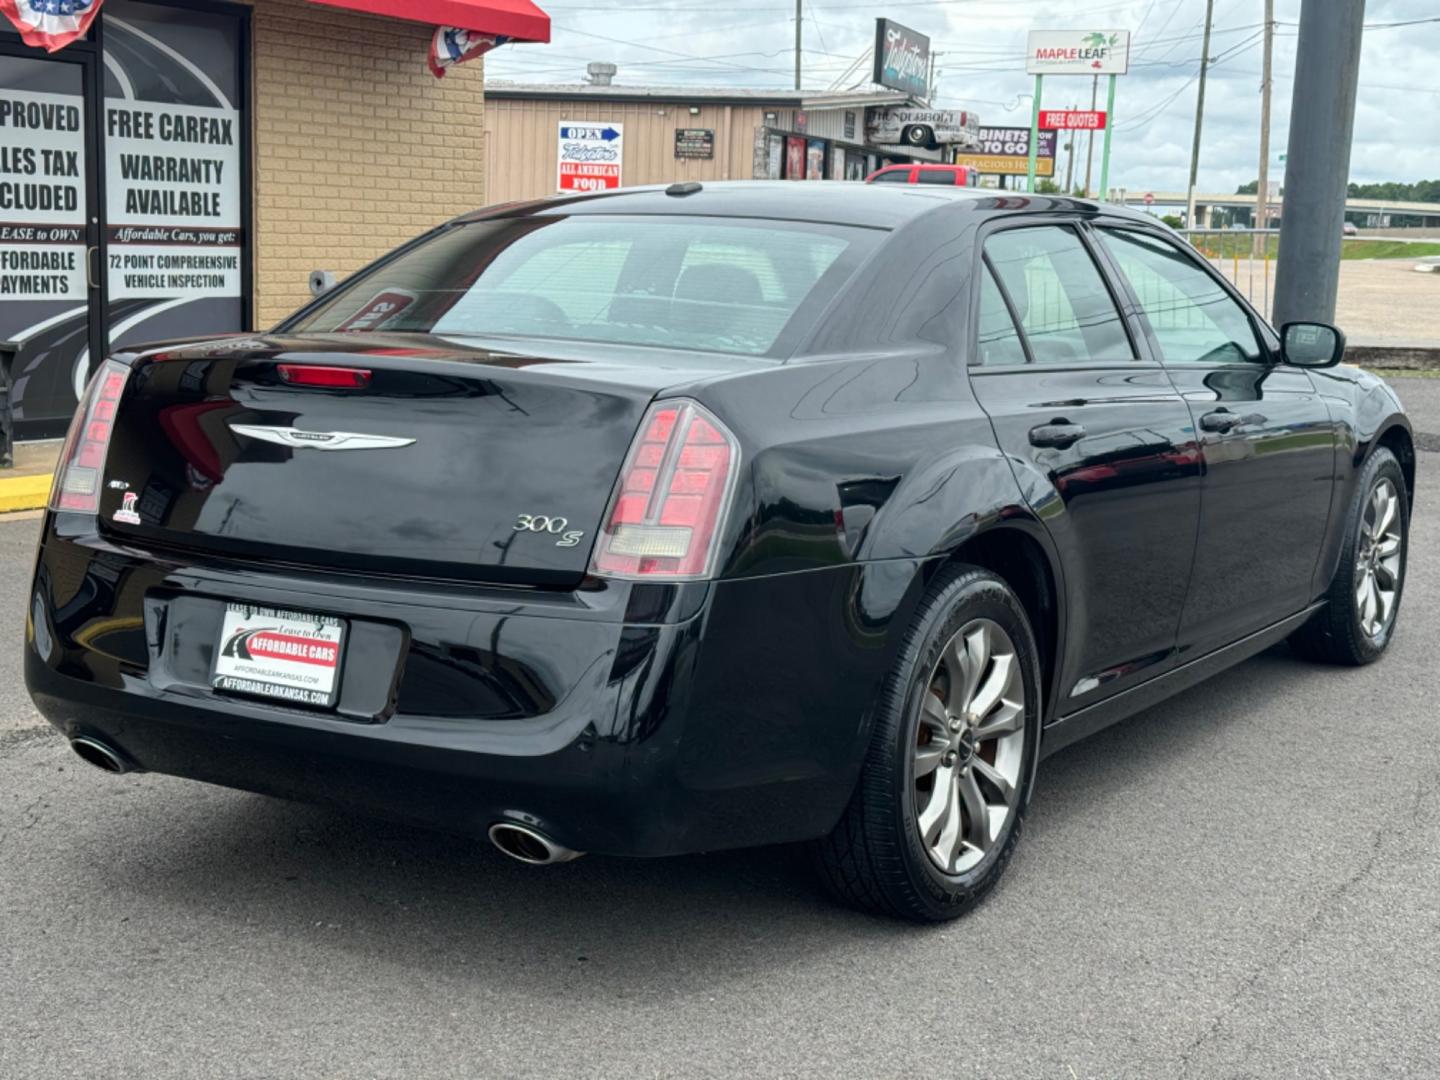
[1346,344,1440,371]
[0,474,52,514]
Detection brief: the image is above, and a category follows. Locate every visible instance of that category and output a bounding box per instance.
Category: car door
[1091,225,1338,659]
[968,221,1204,711]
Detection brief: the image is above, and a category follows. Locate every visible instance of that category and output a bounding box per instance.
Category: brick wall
[248,0,487,326]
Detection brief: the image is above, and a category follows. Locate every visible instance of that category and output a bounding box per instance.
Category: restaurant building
[1,0,549,439]
[485,79,960,203]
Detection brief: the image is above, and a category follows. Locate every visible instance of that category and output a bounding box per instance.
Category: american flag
[0,0,104,52]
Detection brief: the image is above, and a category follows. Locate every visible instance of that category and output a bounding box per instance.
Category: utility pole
[1253,0,1276,255]
[794,0,802,90]
[1083,74,1099,197]
[1275,0,1367,325]
[1185,0,1216,229]
[1064,105,1077,194]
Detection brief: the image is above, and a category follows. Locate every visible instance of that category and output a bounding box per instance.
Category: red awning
[306,0,550,43]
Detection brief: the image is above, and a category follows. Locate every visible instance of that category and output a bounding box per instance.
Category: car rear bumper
[26,517,923,857]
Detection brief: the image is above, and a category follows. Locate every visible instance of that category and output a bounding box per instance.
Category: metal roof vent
[586,62,617,86]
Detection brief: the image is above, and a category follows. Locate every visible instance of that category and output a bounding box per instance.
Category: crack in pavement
[1175,773,1440,1076]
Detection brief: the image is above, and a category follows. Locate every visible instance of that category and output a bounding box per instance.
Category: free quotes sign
[105,100,242,300]
[0,90,86,301]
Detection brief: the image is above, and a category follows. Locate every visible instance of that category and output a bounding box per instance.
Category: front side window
[287,216,876,358]
[983,226,1135,364]
[871,170,912,183]
[1097,228,1263,364]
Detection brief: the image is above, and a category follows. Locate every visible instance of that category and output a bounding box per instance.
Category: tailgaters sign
[1026,30,1131,76]
[873,18,931,98]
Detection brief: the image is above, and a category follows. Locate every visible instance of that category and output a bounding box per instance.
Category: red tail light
[589,399,740,580]
[277,364,371,388]
[49,360,130,515]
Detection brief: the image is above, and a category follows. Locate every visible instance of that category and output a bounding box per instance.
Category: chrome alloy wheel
[913,618,1026,875]
[1356,477,1403,639]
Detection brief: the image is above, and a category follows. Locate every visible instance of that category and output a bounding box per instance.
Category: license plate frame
[211,602,347,708]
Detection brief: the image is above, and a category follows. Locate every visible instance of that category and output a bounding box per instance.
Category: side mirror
[1280,321,1345,368]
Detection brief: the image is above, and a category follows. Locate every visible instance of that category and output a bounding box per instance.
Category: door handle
[1199,409,1241,433]
[85,246,100,290]
[1028,420,1086,449]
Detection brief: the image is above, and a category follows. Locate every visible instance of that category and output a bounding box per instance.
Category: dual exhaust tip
[72,737,582,865]
[70,736,135,775]
[488,822,584,865]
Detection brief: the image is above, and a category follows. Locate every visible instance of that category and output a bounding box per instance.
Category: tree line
[1235,178,1440,202]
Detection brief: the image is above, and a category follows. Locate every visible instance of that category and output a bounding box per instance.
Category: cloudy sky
[486,0,1440,194]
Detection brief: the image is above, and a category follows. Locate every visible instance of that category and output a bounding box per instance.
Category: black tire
[810,565,1043,922]
[903,124,932,148]
[1290,446,1409,665]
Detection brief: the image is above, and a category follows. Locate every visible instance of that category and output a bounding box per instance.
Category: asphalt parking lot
[2,379,1437,1079]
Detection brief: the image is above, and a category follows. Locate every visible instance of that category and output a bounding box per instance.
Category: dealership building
[1,0,550,440]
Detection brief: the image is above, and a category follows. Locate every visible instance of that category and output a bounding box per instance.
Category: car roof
[456,180,1159,231]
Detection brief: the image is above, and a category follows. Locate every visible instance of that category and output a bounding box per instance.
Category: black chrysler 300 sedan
[27,183,1414,921]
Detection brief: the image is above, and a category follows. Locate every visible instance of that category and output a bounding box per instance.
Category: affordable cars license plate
[212,603,346,707]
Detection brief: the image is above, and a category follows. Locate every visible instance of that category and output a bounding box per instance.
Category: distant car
[867,163,978,187]
[28,183,1415,923]
[1343,222,1359,237]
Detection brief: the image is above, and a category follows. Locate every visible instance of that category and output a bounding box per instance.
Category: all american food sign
[557,121,623,193]
[1026,30,1131,76]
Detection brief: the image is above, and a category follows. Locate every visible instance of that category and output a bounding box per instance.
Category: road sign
[1040,110,1107,130]
[1027,30,1131,76]
[1143,192,1155,206]
[557,121,623,193]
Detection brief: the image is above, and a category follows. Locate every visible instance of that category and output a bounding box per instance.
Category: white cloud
[490,0,1440,192]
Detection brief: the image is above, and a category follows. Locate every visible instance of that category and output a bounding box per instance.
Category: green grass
[1184,235,1440,261]
[1365,367,1440,379]
[1341,240,1440,260]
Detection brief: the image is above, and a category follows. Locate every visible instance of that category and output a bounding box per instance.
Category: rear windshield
[285,214,881,357]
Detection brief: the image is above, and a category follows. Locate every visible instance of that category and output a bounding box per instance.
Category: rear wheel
[1290,447,1408,665]
[903,124,933,148]
[811,566,1042,922]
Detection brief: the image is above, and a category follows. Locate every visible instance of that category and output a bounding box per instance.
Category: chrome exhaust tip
[70,736,135,775]
[488,822,584,865]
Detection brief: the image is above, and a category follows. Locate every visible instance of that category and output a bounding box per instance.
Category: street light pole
[1185,0,1215,228]
[1274,0,1368,325]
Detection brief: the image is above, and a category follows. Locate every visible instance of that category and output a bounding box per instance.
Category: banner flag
[429,26,509,79]
[0,0,106,52]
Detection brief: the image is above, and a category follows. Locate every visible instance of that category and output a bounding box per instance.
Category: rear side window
[983,226,1135,364]
[1097,228,1264,364]
[871,170,911,183]
[975,265,1028,366]
[287,216,878,358]
[916,170,956,185]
